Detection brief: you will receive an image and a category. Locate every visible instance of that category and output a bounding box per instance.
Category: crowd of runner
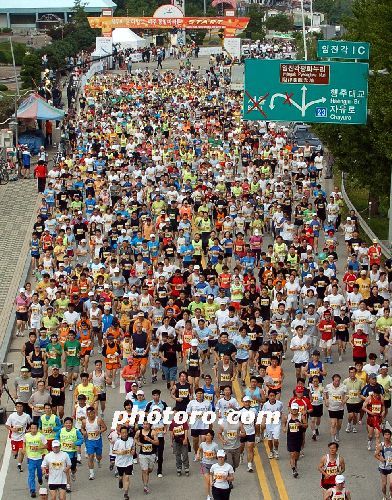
[4,58,392,500]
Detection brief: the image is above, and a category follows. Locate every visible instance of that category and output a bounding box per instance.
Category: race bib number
[221,374,231,382]
[289,423,299,432]
[178,389,189,398]
[51,388,61,396]
[226,431,237,439]
[142,444,153,453]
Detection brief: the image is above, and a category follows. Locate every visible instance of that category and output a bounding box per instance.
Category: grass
[344,179,388,241]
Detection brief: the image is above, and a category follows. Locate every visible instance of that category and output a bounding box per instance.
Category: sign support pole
[300,0,308,60]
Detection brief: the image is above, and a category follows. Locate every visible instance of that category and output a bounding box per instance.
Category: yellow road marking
[263,441,289,500]
[232,379,272,500]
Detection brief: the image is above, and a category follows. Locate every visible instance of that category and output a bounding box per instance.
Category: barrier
[341,171,390,257]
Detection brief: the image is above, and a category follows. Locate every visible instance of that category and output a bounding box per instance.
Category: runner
[375,428,392,500]
[197,429,219,500]
[6,400,32,471]
[112,425,135,500]
[210,450,235,500]
[81,406,107,480]
[135,420,159,494]
[318,442,346,492]
[23,421,47,498]
[324,374,347,443]
[284,402,307,478]
[41,440,71,500]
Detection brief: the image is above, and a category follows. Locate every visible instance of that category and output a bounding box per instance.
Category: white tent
[112,28,148,50]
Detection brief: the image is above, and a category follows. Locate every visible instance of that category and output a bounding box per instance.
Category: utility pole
[9,36,19,149]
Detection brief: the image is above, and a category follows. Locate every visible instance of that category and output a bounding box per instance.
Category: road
[0,55,387,500]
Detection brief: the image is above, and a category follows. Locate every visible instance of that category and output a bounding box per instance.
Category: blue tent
[16,93,65,120]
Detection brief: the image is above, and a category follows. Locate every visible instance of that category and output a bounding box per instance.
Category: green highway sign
[317,40,370,60]
[243,59,369,124]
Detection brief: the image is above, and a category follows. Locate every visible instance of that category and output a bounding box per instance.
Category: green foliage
[242,4,266,41]
[313,0,353,24]
[0,95,15,123]
[20,51,41,89]
[312,0,392,202]
[0,83,8,91]
[265,13,293,32]
[0,41,27,65]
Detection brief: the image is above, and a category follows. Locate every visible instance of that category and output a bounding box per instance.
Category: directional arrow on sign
[269,86,326,117]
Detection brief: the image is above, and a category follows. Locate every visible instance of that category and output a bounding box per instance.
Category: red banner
[88,16,249,30]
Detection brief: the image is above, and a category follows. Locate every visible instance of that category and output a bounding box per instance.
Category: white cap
[254,229,259,236]
[19,288,26,293]
[290,402,299,410]
[52,440,60,447]
[113,267,120,273]
[88,291,94,296]
[104,284,110,289]
[150,234,156,237]
[242,396,252,402]
[191,339,199,347]
[136,390,144,396]
[104,305,111,310]
[335,475,345,484]
[216,449,226,458]
[78,210,83,214]
[194,265,200,270]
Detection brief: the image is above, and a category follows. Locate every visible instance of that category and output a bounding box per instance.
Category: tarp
[16,93,65,121]
[111,28,148,50]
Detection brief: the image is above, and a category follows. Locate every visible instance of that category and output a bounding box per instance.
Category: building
[0,0,117,30]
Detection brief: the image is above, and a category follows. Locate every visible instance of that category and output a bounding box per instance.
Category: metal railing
[341,171,390,257]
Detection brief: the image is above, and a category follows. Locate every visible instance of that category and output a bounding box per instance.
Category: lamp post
[9,36,19,149]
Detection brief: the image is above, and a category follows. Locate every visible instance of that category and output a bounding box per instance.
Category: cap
[194,265,200,270]
[216,450,226,458]
[335,475,345,484]
[104,305,111,310]
[20,367,29,372]
[290,402,299,410]
[295,385,304,393]
[380,363,389,369]
[136,390,144,396]
[150,234,156,238]
[191,339,199,347]
[51,364,59,369]
[19,287,26,293]
[368,373,377,379]
[207,294,214,299]
[242,396,252,402]
[52,440,60,447]
[295,309,302,315]
[131,382,138,386]
[137,312,144,317]
[104,284,110,289]
[113,267,120,273]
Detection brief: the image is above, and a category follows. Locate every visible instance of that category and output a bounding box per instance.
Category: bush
[1,28,12,34]
[0,83,8,91]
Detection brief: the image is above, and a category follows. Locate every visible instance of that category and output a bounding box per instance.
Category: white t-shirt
[363,363,380,376]
[42,451,71,484]
[113,437,134,467]
[210,462,234,489]
[6,412,32,441]
[290,335,310,363]
[186,400,212,430]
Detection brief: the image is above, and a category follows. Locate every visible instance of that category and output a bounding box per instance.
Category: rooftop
[0,0,116,13]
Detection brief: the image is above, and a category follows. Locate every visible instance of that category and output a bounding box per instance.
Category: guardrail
[341,171,390,257]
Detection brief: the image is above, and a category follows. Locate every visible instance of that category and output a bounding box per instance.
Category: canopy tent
[112,28,148,50]
[16,93,65,120]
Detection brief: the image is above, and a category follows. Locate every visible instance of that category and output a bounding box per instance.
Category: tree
[313,0,353,24]
[312,0,392,212]
[20,51,42,89]
[242,4,266,40]
[265,13,293,32]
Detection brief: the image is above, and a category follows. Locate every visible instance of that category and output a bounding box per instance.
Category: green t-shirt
[46,342,63,367]
[64,340,81,367]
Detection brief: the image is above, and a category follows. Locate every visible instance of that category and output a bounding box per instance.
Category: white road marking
[0,438,11,499]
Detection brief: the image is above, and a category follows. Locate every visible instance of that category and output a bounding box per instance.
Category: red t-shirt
[319,319,336,341]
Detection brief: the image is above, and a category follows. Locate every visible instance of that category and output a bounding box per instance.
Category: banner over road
[88,16,250,30]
